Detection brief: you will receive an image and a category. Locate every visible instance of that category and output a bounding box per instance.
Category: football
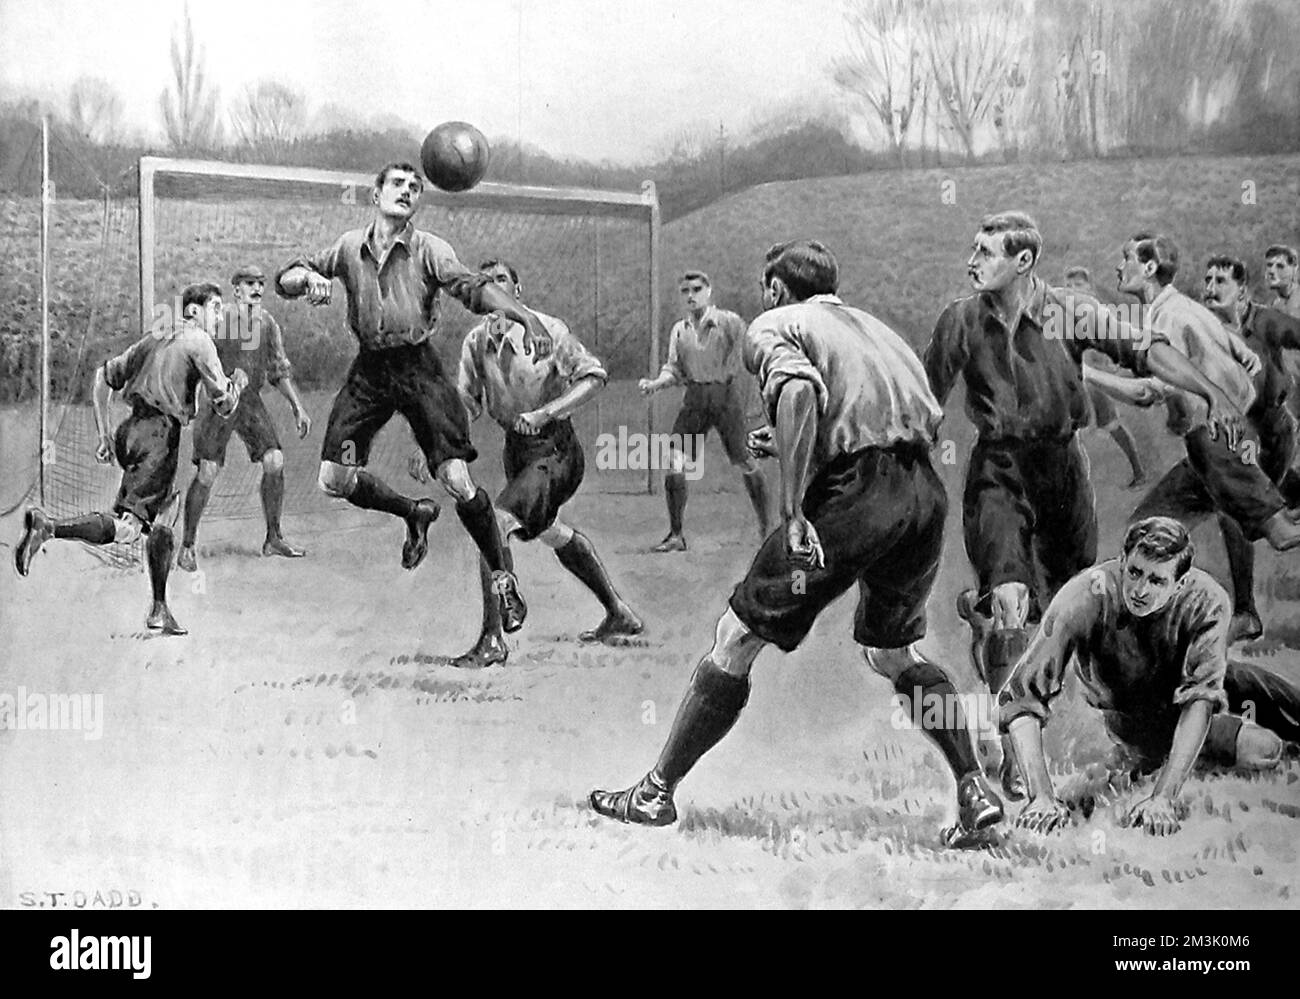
[420,121,491,193]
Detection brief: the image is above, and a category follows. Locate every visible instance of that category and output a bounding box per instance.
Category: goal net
[136,157,663,523]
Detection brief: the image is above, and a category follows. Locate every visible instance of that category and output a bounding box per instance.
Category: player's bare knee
[436,459,477,502]
[861,645,918,683]
[665,448,688,476]
[1235,723,1284,770]
[113,513,143,544]
[262,449,284,474]
[706,608,764,677]
[538,522,574,549]
[990,582,1031,629]
[196,460,222,487]
[318,461,357,498]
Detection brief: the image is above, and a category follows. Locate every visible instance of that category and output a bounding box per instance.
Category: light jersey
[1145,284,1257,435]
[743,294,942,471]
[659,306,746,385]
[103,320,234,424]
[458,310,607,428]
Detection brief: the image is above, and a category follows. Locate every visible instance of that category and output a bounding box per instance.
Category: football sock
[53,512,116,545]
[652,659,750,789]
[665,473,687,536]
[555,531,621,612]
[182,478,211,546]
[894,658,980,778]
[348,470,416,519]
[146,526,175,605]
[456,488,508,573]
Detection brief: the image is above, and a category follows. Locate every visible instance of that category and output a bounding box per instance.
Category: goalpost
[132,156,662,522]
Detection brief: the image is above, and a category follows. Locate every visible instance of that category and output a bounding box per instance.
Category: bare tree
[67,76,124,145]
[158,3,222,151]
[230,80,307,155]
[831,0,927,166]
[919,0,1026,162]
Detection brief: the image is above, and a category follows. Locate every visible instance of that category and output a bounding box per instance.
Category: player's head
[1118,232,1178,296]
[761,241,838,309]
[479,258,521,299]
[182,282,224,335]
[678,271,712,314]
[967,212,1041,294]
[1120,516,1194,617]
[1264,244,1298,292]
[1202,255,1248,318]
[230,265,267,308]
[373,162,424,222]
[1063,265,1092,294]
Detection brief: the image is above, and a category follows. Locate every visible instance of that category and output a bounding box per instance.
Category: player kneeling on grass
[277,162,555,630]
[1003,516,1300,838]
[15,282,247,636]
[409,259,643,668]
[590,240,1004,847]
[178,265,312,571]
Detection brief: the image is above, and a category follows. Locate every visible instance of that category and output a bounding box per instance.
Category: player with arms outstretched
[411,259,643,668]
[591,240,1004,847]
[14,283,247,635]
[276,162,554,627]
[178,265,311,571]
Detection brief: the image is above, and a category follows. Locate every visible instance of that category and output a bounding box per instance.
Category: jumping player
[178,265,311,571]
[638,270,770,552]
[1063,265,1147,487]
[925,213,1245,801]
[411,259,643,668]
[276,162,554,628]
[591,240,1005,847]
[1201,254,1300,641]
[14,283,247,635]
[1003,517,1300,837]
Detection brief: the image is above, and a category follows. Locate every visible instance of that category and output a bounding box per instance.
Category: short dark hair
[1205,254,1248,286]
[375,162,424,190]
[1063,265,1091,283]
[479,258,520,285]
[181,282,223,315]
[1130,232,1179,285]
[680,270,710,287]
[979,212,1043,266]
[763,240,838,301]
[1122,516,1194,578]
[1265,244,1299,267]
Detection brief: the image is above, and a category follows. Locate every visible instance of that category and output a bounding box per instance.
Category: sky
[0,0,852,163]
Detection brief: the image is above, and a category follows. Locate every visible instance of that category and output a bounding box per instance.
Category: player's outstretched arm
[1146,340,1245,449]
[514,374,604,436]
[476,282,553,359]
[1082,360,1165,408]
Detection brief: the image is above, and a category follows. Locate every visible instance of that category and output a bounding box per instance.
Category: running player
[411,259,643,668]
[1063,265,1147,487]
[1003,517,1300,837]
[638,271,770,552]
[14,283,246,636]
[925,213,1245,801]
[591,240,1004,847]
[276,162,554,629]
[1201,254,1300,641]
[1264,244,1300,319]
[178,265,311,571]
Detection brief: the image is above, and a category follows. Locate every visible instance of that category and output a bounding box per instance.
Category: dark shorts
[322,343,476,470]
[1088,385,1119,428]
[729,442,945,653]
[497,419,585,541]
[964,435,1097,614]
[671,380,750,466]
[1103,708,1243,773]
[1131,425,1284,540]
[112,400,181,529]
[192,391,281,466]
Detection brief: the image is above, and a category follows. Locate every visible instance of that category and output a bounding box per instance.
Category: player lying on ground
[638,270,770,552]
[14,283,247,636]
[1202,255,1300,642]
[409,259,643,668]
[1002,516,1300,838]
[277,162,554,628]
[924,211,1241,802]
[178,265,311,571]
[1063,266,1148,488]
[591,240,1005,847]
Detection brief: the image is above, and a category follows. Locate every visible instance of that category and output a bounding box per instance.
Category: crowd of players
[12,161,1300,846]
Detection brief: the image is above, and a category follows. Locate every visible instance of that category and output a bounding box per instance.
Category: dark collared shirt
[998,559,1231,732]
[215,304,292,392]
[1232,301,1300,415]
[275,221,490,351]
[924,278,1155,441]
